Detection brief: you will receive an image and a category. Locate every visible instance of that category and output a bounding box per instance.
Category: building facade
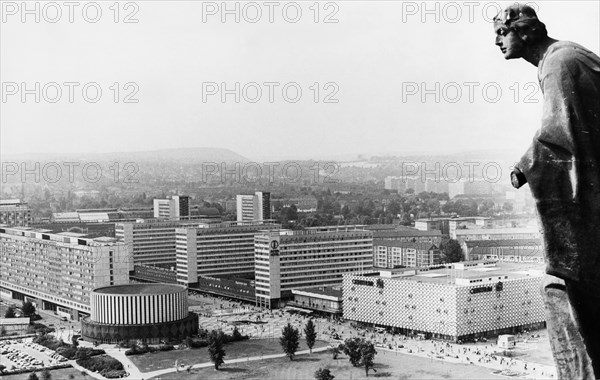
[81,284,198,344]
[373,240,440,268]
[175,221,281,287]
[0,226,131,320]
[153,196,190,219]
[236,192,271,222]
[115,220,201,267]
[343,261,545,341]
[254,226,373,309]
[0,199,32,226]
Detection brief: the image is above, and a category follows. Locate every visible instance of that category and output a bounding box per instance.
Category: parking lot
[0,339,68,372]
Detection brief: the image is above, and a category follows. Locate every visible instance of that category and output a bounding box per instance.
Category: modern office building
[373,240,440,268]
[236,192,271,222]
[254,226,373,309]
[153,196,190,219]
[175,221,281,287]
[0,226,131,320]
[0,199,32,226]
[81,284,198,344]
[115,219,202,267]
[343,261,545,341]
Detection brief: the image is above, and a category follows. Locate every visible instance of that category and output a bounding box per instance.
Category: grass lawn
[149,349,505,380]
[130,338,329,373]
[0,367,85,380]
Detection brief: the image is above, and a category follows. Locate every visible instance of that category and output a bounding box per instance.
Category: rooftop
[355,261,544,286]
[94,283,186,295]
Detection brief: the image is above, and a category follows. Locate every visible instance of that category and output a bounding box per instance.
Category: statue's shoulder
[539,41,600,79]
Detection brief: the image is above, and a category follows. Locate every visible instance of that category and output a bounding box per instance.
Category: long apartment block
[175,221,281,286]
[254,226,373,309]
[0,226,131,320]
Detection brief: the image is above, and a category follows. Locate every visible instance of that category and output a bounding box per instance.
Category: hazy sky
[1,1,599,161]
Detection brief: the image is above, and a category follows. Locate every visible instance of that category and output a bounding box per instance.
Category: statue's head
[493,3,548,59]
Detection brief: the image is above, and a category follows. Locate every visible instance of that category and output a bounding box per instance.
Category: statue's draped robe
[514,41,600,291]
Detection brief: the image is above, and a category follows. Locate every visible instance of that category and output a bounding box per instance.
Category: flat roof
[356,262,544,285]
[293,286,342,298]
[94,284,185,295]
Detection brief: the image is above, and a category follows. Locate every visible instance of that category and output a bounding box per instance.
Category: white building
[343,261,545,341]
[0,226,131,320]
[236,192,271,222]
[254,226,373,309]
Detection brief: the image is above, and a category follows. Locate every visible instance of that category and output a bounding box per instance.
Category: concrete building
[115,219,202,268]
[373,240,440,268]
[464,239,543,263]
[0,226,131,320]
[175,221,281,287]
[81,284,198,344]
[289,287,343,316]
[343,261,545,341]
[236,192,271,222]
[371,226,443,246]
[253,226,373,309]
[453,227,540,241]
[0,199,32,226]
[153,195,190,219]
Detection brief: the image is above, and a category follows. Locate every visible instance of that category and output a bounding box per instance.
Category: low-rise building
[343,261,545,341]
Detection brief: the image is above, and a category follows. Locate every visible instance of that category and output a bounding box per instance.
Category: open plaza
[0,289,558,379]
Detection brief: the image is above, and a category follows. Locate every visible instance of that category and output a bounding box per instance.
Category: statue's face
[494,24,524,60]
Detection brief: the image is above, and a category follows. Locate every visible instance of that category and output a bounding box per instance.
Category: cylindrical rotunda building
[81,284,198,344]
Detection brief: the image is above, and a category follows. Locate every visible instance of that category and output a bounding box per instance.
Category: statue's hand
[511,168,527,188]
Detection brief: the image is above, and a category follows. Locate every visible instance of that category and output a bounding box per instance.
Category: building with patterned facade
[81,284,198,344]
[175,221,280,287]
[343,261,545,341]
[254,226,373,309]
[0,199,32,226]
[0,226,131,320]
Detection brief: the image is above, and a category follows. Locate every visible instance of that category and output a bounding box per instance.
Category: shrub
[76,355,125,378]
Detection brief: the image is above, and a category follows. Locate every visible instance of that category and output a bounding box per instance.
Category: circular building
[81,284,198,344]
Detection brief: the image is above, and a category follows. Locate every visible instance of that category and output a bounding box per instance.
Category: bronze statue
[494,4,600,379]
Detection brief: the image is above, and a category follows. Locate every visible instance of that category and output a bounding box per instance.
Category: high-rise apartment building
[153,195,190,219]
[236,192,271,222]
[0,226,131,320]
[254,226,373,309]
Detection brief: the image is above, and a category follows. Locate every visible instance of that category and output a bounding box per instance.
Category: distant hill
[1,147,250,164]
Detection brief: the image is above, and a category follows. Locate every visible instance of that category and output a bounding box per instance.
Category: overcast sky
[1,1,599,161]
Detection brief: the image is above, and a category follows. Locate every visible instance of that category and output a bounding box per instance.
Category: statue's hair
[493,3,548,43]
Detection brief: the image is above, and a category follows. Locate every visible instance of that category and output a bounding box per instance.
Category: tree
[342,337,364,367]
[208,330,226,370]
[4,306,16,318]
[360,341,378,377]
[22,301,36,317]
[41,368,52,380]
[28,373,39,380]
[314,367,335,380]
[0,364,6,372]
[279,323,300,360]
[304,319,317,353]
[440,239,464,263]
